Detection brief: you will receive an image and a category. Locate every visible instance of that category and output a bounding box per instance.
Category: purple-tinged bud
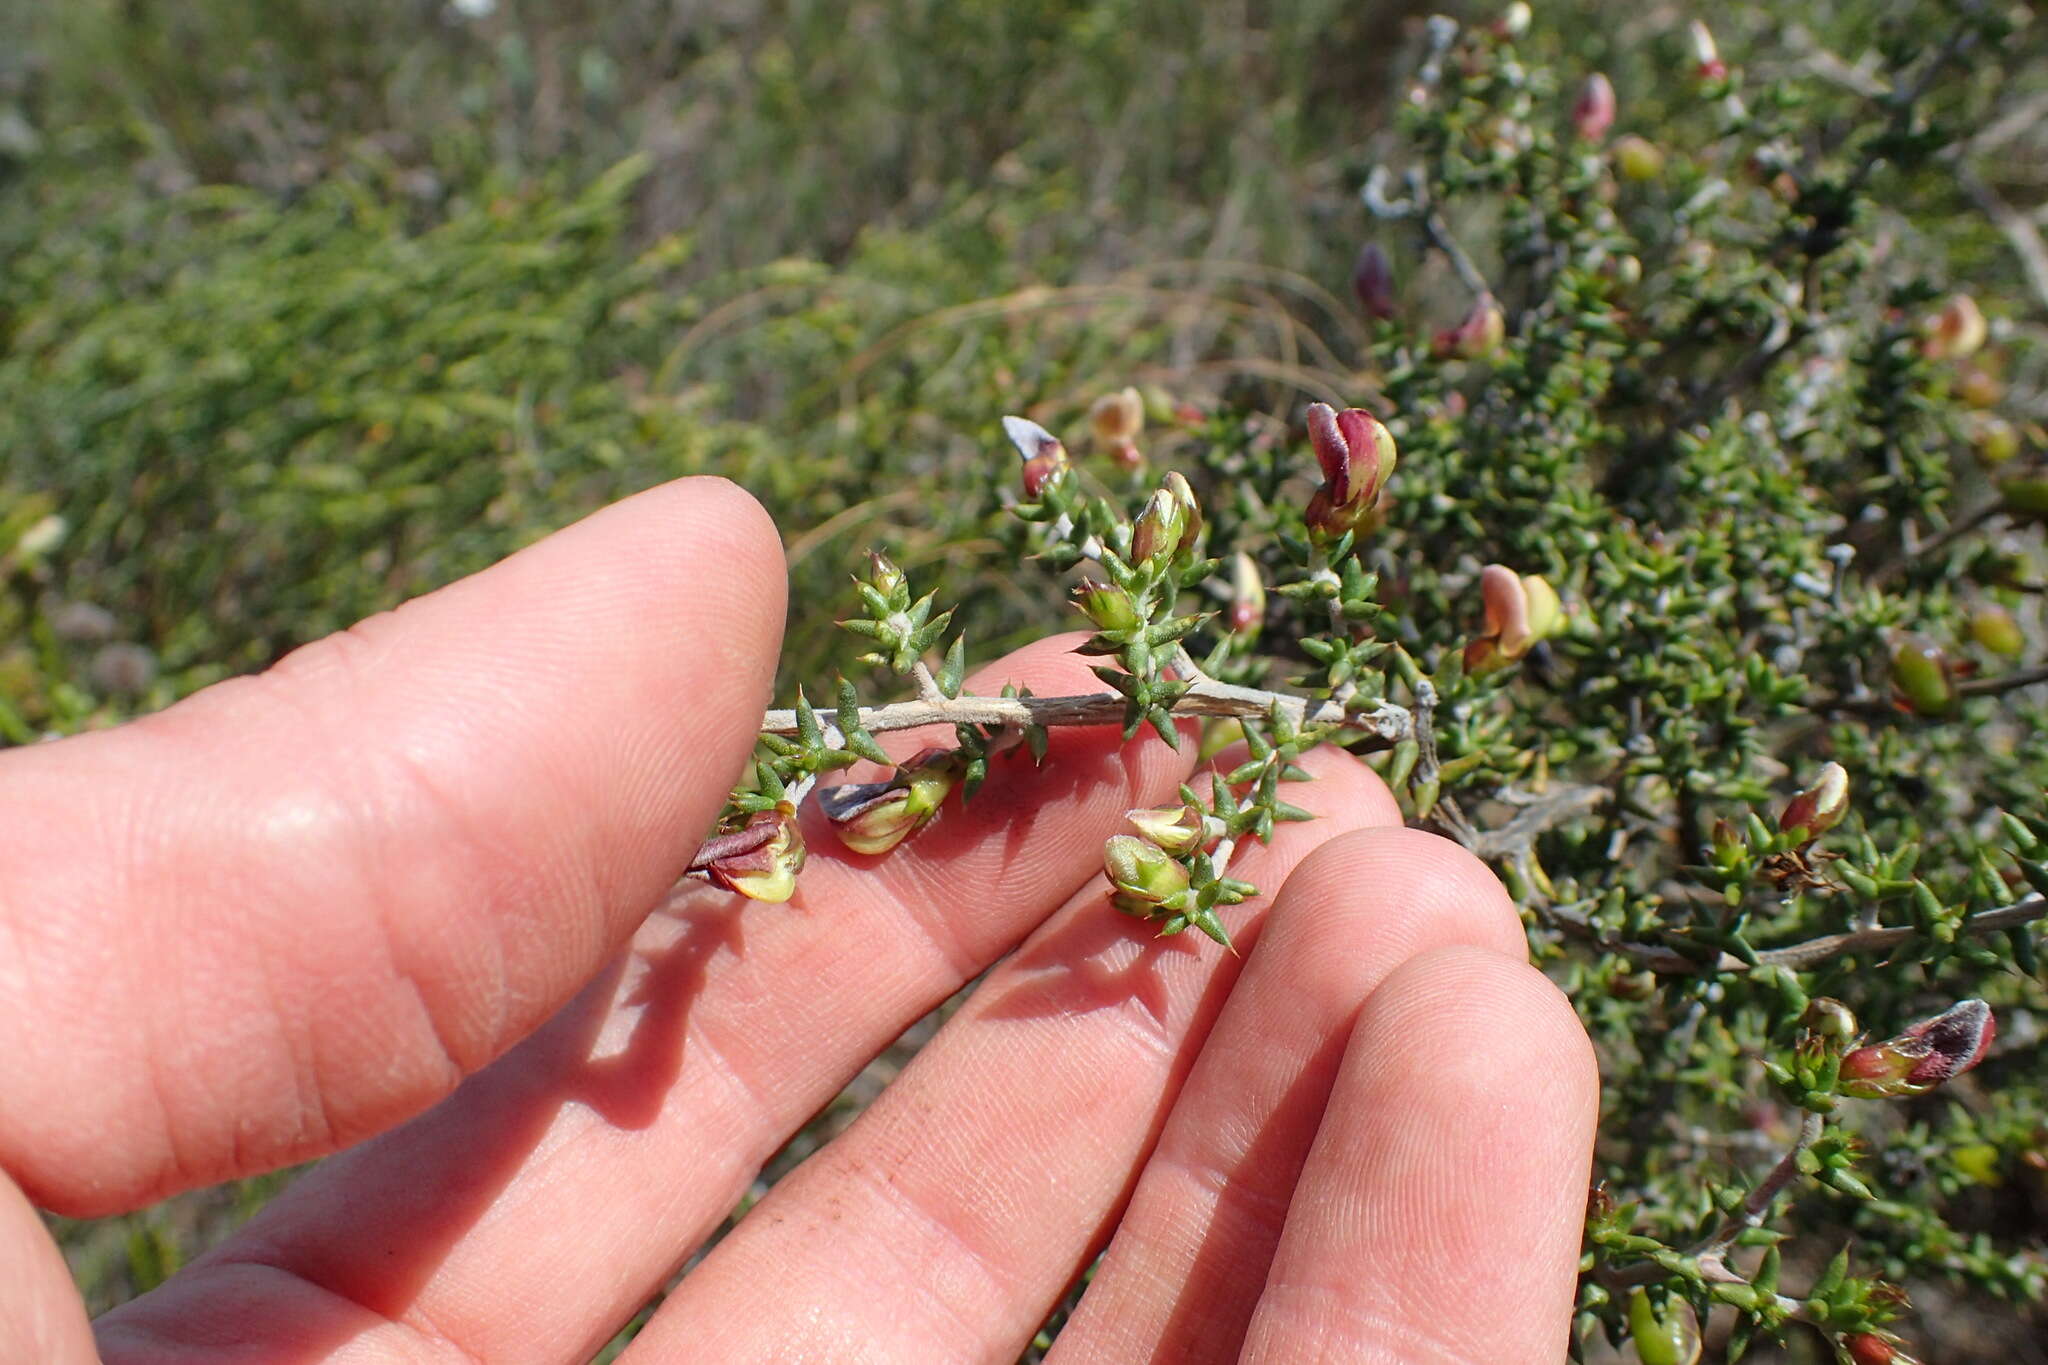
[1103,833,1192,906]
[1464,565,1564,673]
[690,802,807,902]
[1688,20,1726,82]
[1922,293,1986,360]
[1802,997,1859,1043]
[1971,603,2024,658]
[1839,999,1995,1100]
[1072,578,1141,633]
[1627,1289,1701,1365]
[1889,635,1958,716]
[1303,403,1398,538]
[48,600,118,642]
[1779,762,1850,842]
[1433,296,1507,359]
[1844,1333,1922,1365]
[1003,414,1071,498]
[1126,804,1206,857]
[820,747,962,856]
[1573,73,1617,142]
[1612,134,1666,182]
[90,642,159,696]
[1351,242,1397,319]
[1226,550,1266,634]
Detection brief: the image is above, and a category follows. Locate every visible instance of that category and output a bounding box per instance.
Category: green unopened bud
[1132,472,1201,564]
[2000,474,2048,522]
[1465,565,1564,673]
[1802,997,1859,1043]
[690,802,807,902]
[1613,134,1666,182]
[1839,999,1995,1100]
[1971,415,2021,466]
[1889,636,1958,716]
[1627,1289,1701,1365]
[866,551,907,600]
[1971,603,2025,658]
[1103,834,1191,905]
[1072,578,1141,633]
[1779,762,1849,843]
[1126,804,1206,857]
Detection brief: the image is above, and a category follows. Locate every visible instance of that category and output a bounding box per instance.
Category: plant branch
[760,679,1415,748]
[1699,1110,1826,1274]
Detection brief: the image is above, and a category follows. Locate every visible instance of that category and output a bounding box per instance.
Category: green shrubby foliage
[7,0,2048,1359]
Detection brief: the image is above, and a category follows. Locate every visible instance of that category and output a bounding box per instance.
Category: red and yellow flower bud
[1843,1332,1922,1365]
[822,747,963,856]
[1126,804,1207,857]
[1303,402,1398,538]
[1688,20,1726,82]
[1839,999,1995,1100]
[1922,293,1987,361]
[1434,296,1507,359]
[690,803,807,902]
[1465,565,1564,673]
[1003,414,1071,498]
[1089,387,1146,467]
[1779,762,1850,843]
[1574,73,1617,142]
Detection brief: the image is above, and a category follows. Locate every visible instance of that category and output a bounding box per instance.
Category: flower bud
[1627,1289,1701,1365]
[1923,293,1987,361]
[1889,636,1957,716]
[1351,242,1397,318]
[1802,997,1859,1043]
[866,551,907,600]
[1573,73,1617,142]
[2000,474,2048,522]
[1839,998,1995,1100]
[1003,414,1070,498]
[1126,804,1206,857]
[1971,603,2024,658]
[1494,2,1531,38]
[1104,834,1192,906]
[1613,134,1666,182]
[691,802,807,902]
[1072,577,1141,633]
[1226,550,1266,634]
[822,747,962,856]
[1464,565,1564,672]
[1956,365,2003,409]
[1779,762,1849,842]
[1688,19,1726,82]
[1971,414,2020,465]
[1433,296,1507,359]
[1132,471,1202,564]
[1089,387,1146,467]
[1843,1332,1922,1365]
[90,642,159,696]
[1302,402,1398,538]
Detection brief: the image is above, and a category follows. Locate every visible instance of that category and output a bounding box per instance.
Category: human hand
[1,478,1596,1364]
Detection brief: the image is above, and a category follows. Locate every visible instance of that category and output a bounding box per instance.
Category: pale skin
[0,477,1599,1363]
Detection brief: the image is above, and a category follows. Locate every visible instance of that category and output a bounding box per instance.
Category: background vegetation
[4,0,2047,1360]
